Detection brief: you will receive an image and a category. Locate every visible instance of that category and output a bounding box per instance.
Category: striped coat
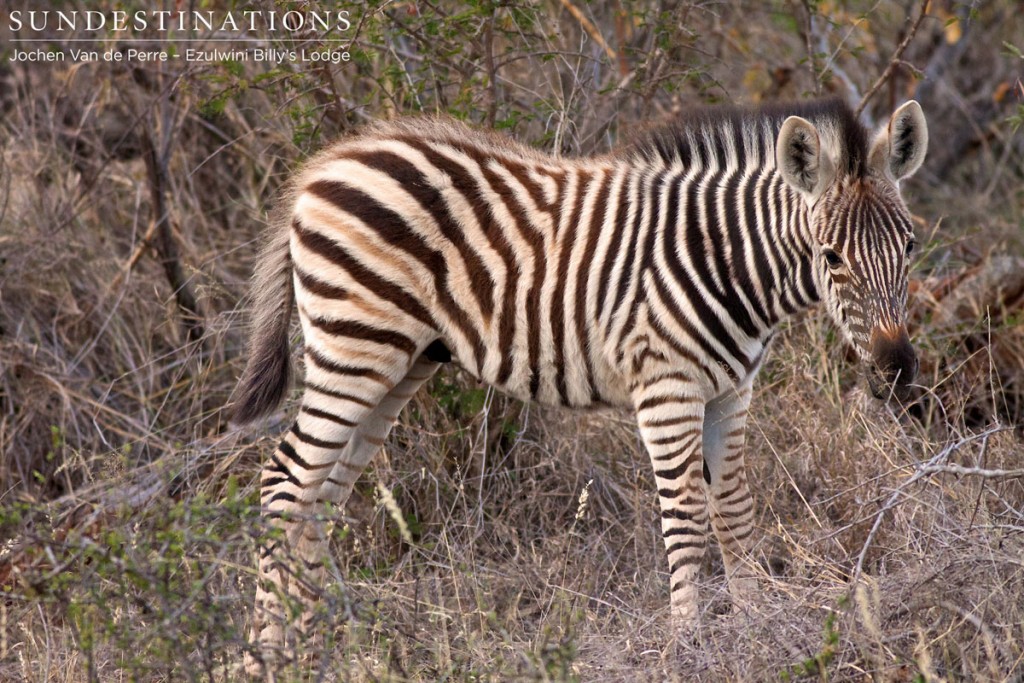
[233,97,927,670]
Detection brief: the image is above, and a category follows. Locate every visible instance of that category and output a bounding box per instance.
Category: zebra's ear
[776,116,833,204]
[869,100,928,181]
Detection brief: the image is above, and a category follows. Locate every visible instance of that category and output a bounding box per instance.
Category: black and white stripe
[232,97,927,669]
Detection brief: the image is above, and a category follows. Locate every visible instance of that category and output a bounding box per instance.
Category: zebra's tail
[231,197,295,424]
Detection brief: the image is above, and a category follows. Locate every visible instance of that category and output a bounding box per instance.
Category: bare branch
[483,9,498,128]
[799,0,820,96]
[852,426,1005,583]
[855,0,932,119]
[558,0,618,64]
[919,463,1024,479]
[142,126,205,345]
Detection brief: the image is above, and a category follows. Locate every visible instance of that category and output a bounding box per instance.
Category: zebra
[232,97,927,669]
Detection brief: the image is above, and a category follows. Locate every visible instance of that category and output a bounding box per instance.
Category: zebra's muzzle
[867,326,918,402]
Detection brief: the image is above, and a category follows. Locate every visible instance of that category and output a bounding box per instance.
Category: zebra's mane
[628,97,870,176]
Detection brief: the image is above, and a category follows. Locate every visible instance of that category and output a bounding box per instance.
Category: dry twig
[855,0,931,119]
[558,0,618,63]
[852,426,1004,582]
[918,463,1024,479]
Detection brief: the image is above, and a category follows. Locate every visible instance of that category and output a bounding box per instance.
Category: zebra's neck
[595,152,823,388]
[620,105,864,346]
[754,169,823,328]
[646,155,821,331]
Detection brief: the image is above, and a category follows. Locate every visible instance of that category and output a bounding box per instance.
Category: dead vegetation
[1,1,1023,680]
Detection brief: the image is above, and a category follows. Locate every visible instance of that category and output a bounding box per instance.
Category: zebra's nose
[868,326,917,400]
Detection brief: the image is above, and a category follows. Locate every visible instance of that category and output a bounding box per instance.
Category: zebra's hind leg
[703,385,758,610]
[245,352,440,675]
[300,355,440,633]
[247,345,420,672]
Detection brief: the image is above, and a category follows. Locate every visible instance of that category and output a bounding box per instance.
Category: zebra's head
[776,101,928,401]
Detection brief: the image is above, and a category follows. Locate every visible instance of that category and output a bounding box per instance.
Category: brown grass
[2,1,1023,680]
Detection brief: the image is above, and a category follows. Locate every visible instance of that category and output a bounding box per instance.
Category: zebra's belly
[444,336,634,411]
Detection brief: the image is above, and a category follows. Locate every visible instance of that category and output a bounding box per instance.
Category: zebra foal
[233,97,927,668]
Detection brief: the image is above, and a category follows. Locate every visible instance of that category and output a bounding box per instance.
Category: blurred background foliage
[0,1,1022,680]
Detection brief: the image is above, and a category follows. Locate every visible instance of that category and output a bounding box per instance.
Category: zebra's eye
[823,249,843,269]
[905,239,916,258]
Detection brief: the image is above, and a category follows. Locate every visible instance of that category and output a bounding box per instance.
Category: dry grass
[8,348,1021,681]
[2,1,1024,681]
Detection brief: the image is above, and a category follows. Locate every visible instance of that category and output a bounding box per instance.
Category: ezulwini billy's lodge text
[189,47,351,64]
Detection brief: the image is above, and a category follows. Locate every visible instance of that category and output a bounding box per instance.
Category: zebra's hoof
[243,649,270,680]
[669,606,700,633]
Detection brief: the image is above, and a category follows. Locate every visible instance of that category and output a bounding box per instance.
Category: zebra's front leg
[633,378,708,625]
[703,386,758,608]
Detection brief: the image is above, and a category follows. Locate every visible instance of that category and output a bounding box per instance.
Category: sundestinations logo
[7,9,353,33]
[5,8,356,65]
